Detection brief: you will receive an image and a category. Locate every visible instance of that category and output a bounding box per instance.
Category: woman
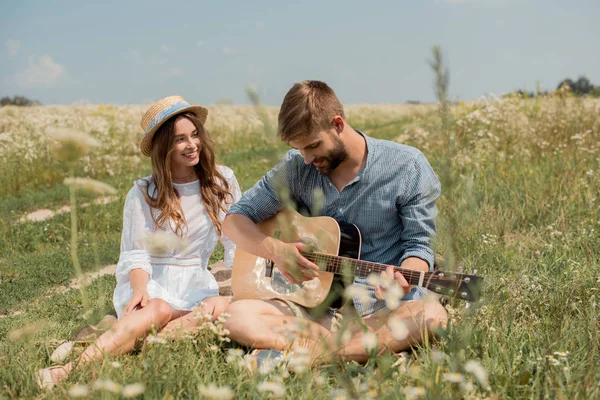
[36,95,241,389]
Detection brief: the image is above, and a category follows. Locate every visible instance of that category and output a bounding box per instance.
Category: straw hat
[140,95,208,157]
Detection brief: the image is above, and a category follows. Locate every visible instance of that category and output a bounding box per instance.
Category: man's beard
[315,136,348,175]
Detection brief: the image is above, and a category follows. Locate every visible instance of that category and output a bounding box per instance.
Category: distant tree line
[512,76,600,98]
[556,76,600,96]
[0,95,42,106]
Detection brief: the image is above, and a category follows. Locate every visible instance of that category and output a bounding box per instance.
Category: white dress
[113,165,241,319]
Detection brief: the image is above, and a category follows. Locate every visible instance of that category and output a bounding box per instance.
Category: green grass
[0,95,599,398]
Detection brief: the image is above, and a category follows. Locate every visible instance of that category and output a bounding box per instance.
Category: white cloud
[165,67,183,77]
[150,56,168,65]
[124,49,141,61]
[222,46,234,55]
[13,55,66,87]
[197,40,204,47]
[6,39,21,57]
[160,45,169,53]
[444,0,481,3]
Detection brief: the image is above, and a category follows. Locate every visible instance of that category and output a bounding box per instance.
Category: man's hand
[270,241,320,285]
[125,289,150,316]
[374,265,410,301]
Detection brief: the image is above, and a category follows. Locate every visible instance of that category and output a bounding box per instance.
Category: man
[223,80,447,363]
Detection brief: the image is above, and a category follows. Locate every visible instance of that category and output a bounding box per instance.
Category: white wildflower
[68,384,90,397]
[460,381,476,393]
[404,386,426,399]
[366,273,380,287]
[93,379,122,393]
[387,315,409,340]
[8,321,47,342]
[47,127,100,148]
[330,388,348,400]
[431,350,448,363]
[47,127,100,162]
[145,334,167,345]
[464,360,489,388]
[122,383,145,398]
[384,284,403,310]
[225,348,245,364]
[258,358,278,375]
[287,348,311,373]
[257,381,285,397]
[335,328,352,345]
[198,383,234,400]
[344,284,370,304]
[63,177,117,195]
[361,331,378,351]
[110,361,122,368]
[442,372,464,383]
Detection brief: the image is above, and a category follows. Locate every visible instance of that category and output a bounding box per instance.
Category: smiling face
[170,116,202,172]
[288,127,348,175]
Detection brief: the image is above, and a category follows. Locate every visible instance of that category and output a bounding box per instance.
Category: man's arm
[397,153,441,272]
[225,152,319,283]
[223,213,281,261]
[399,256,429,272]
[224,214,319,284]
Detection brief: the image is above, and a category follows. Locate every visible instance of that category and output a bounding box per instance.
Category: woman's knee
[201,296,231,321]
[146,299,173,324]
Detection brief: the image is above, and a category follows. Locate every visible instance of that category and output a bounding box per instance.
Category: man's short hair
[277,80,345,142]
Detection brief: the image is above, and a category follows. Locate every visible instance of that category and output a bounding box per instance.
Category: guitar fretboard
[302,252,431,286]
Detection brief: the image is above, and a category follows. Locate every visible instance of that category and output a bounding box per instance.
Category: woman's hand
[125,289,150,316]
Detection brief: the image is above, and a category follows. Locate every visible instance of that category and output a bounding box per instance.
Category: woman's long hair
[140,112,232,238]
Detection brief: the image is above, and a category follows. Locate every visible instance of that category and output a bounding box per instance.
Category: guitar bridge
[265,259,275,277]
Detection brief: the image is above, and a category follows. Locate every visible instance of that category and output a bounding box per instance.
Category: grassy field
[0,92,599,399]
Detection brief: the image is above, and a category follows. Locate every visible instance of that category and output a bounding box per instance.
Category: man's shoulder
[281,149,303,163]
[274,149,309,175]
[369,136,424,162]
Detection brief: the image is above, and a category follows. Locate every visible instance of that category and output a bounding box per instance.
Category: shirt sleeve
[220,167,242,268]
[396,153,441,271]
[227,150,298,223]
[115,182,154,285]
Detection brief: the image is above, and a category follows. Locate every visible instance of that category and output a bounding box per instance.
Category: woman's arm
[123,268,151,316]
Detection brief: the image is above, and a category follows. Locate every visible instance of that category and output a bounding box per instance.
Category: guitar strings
[302,252,473,285]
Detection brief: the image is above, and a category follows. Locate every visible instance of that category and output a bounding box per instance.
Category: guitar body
[231,209,362,308]
[232,210,483,305]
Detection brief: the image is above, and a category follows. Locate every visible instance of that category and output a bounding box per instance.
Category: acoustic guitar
[231,209,482,308]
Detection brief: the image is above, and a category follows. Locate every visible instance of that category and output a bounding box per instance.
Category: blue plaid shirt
[228,131,441,316]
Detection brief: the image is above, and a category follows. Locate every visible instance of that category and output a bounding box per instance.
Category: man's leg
[224,299,335,359]
[338,299,447,363]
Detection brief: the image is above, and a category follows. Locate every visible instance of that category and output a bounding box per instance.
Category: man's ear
[333,116,344,133]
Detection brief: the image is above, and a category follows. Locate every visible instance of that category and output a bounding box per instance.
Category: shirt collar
[349,129,374,184]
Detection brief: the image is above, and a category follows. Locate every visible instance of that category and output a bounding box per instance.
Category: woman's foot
[34,365,69,390]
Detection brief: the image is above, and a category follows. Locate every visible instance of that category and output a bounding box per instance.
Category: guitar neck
[302,252,430,286]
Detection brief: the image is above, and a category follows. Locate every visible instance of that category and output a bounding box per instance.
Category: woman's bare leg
[161,296,231,338]
[45,298,180,384]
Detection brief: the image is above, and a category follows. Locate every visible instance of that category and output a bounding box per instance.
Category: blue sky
[1,0,598,105]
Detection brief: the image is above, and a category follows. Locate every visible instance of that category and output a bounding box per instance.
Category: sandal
[34,365,68,390]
